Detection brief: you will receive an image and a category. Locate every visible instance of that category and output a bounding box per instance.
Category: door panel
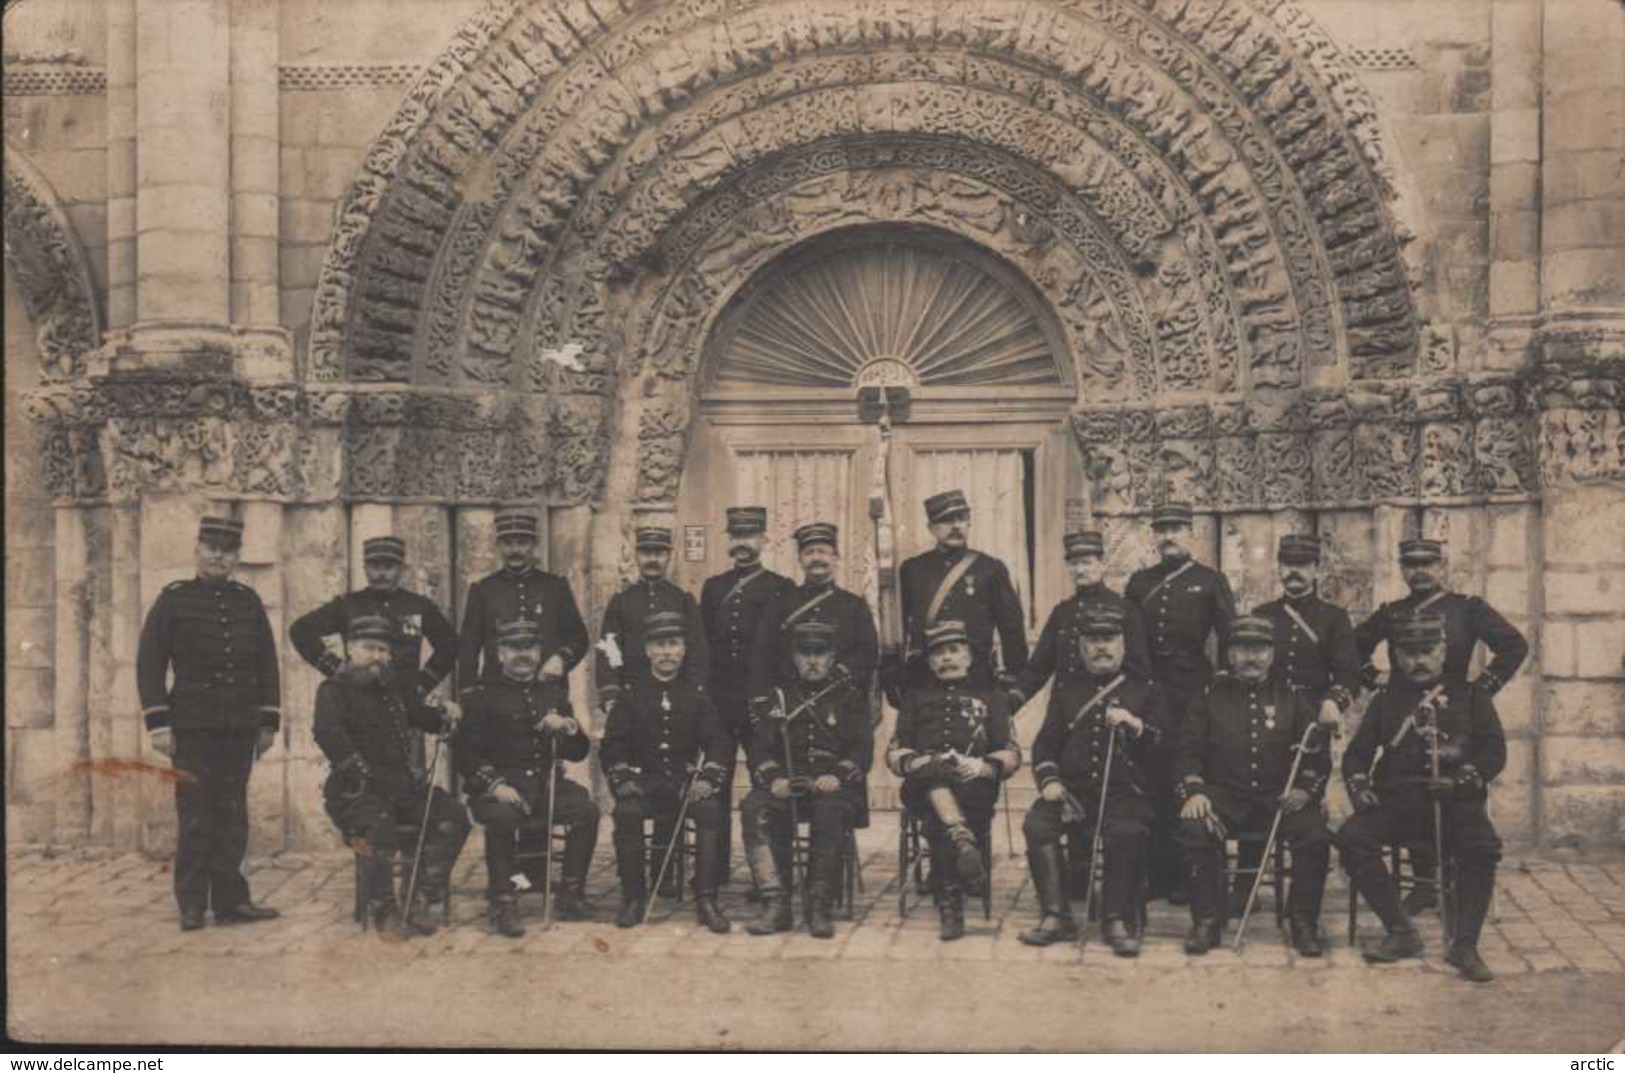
[732,447,857,588]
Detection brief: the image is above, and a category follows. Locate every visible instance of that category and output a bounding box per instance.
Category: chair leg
[1273,840,1287,931]
[353,855,367,928]
[897,815,911,918]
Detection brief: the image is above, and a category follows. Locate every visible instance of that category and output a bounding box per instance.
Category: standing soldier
[701,506,797,895]
[313,615,469,939]
[601,611,734,932]
[597,526,709,707]
[897,489,1028,696]
[1354,537,1527,912]
[1340,614,1506,983]
[1176,616,1335,956]
[137,516,282,931]
[1125,502,1236,901]
[1014,530,1151,706]
[886,620,1021,941]
[741,621,871,939]
[289,535,457,697]
[458,619,599,938]
[750,522,879,701]
[458,509,588,685]
[1018,605,1167,957]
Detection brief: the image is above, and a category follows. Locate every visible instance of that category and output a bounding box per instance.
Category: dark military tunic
[750,581,880,701]
[701,564,797,719]
[1030,674,1167,796]
[313,677,452,797]
[138,577,282,732]
[888,682,1021,780]
[1355,590,1528,696]
[458,566,589,683]
[595,577,710,707]
[600,676,732,791]
[289,587,457,693]
[1177,676,1325,800]
[749,677,872,789]
[1344,680,1508,803]
[455,679,592,796]
[1252,593,1360,713]
[899,546,1028,683]
[1125,556,1237,705]
[1016,584,1152,702]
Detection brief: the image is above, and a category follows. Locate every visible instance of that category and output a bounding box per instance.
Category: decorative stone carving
[3,148,103,379]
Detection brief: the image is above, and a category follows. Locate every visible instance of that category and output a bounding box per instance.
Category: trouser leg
[171,730,215,915]
[612,797,652,899]
[469,798,526,902]
[549,779,601,885]
[1178,817,1223,924]
[1021,801,1072,923]
[807,794,850,900]
[1338,806,1411,931]
[1103,797,1153,925]
[207,727,258,912]
[1281,807,1332,923]
[1443,799,1503,947]
[689,797,726,898]
[330,793,398,908]
[741,791,790,893]
[410,787,470,901]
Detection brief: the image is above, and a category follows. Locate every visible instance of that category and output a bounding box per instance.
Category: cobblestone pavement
[10,816,1625,1049]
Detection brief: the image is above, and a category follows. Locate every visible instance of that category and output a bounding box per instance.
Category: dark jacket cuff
[143,705,172,731]
[1176,775,1206,803]
[317,652,344,678]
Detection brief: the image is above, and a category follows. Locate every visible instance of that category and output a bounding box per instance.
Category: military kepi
[635,527,674,551]
[1230,614,1274,646]
[1064,530,1105,560]
[725,506,768,536]
[1150,502,1194,528]
[1393,613,1446,650]
[494,510,539,540]
[924,619,970,650]
[924,489,970,524]
[362,535,406,563]
[1277,533,1321,564]
[198,515,244,549]
[346,614,398,643]
[1077,604,1126,636]
[1398,538,1444,564]
[644,609,687,641]
[794,521,839,550]
[494,618,542,646]
[791,620,837,652]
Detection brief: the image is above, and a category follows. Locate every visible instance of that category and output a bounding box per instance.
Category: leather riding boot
[1361,927,1424,963]
[948,824,985,888]
[938,883,966,942]
[405,887,441,937]
[747,888,794,935]
[1404,844,1440,914]
[695,825,732,934]
[616,870,647,929]
[807,892,835,940]
[489,895,525,939]
[370,899,407,942]
[1347,855,1411,934]
[1183,851,1221,928]
[1445,943,1495,982]
[1290,916,1325,957]
[1184,916,1221,955]
[1104,917,1141,958]
[554,877,591,922]
[1444,863,1496,982]
[1287,842,1329,956]
[1019,844,1077,946]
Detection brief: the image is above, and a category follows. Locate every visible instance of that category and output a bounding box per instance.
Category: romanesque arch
[307,0,1427,518]
[4,145,102,380]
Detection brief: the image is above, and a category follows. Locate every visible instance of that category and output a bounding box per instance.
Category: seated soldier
[313,614,470,940]
[886,620,1021,941]
[1339,613,1506,983]
[601,611,734,932]
[1020,605,1167,956]
[457,618,600,939]
[741,621,871,939]
[1177,614,1336,956]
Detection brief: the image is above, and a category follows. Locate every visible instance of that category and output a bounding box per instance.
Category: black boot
[1181,850,1221,954]
[616,894,643,929]
[179,906,207,932]
[1287,842,1329,957]
[948,824,985,888]
[405,887,441,937]
[1350,855,1423,962]
[807,895,835,940]
[938,884,966,941]
[1020,844,1078,947]
[489,896,525,939]
[1362,927,1424,962]
[1445,943,1494,982]
[1184,918,1221,955]
[1290,916,1325,957]
[370,900,407,942]
[554,877,591,922]
[1445,862,1496,982]
[748,889,794,935]
[695,825,731,933]
[1104,917,1141,957]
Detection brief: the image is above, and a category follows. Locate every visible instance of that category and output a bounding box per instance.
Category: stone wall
[4,0,1622,855]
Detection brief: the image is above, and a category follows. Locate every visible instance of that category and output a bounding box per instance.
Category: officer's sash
[781,587,836,631]
[1283,601,1320,646]
[925,551,980,628]
[1143,559,1195,602]
[1414,590,1446,614]
[723,567,764,607]
[1064,674,1127,735]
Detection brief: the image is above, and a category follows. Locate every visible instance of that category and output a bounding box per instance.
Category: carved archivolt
[3,146,103,379]
[303,0,1424,511]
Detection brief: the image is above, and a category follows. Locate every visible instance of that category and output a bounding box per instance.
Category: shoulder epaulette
[163,579,191,591]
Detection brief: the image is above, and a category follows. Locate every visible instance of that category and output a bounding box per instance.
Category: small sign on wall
[684,524,707,562]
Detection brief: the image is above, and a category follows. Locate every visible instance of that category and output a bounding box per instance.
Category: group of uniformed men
[136,489,1527,982]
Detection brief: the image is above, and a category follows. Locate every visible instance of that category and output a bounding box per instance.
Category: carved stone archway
[3,145,103,380]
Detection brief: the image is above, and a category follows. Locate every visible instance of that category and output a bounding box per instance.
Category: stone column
[1535,0,1625,853]
[105,0,138,332]
[134,0,232,332]
[229,0,280,331]
[1485,0,1542,368]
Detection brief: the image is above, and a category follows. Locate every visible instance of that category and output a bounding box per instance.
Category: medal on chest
[661,690,672,712]
[965,574,975,598]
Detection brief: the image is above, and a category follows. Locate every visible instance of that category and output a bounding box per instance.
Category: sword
[645,749,707,925]
[1233,721,1322,952]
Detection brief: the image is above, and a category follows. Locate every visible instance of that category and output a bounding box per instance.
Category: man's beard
[730,543,760,565]
[341,660,394,687]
